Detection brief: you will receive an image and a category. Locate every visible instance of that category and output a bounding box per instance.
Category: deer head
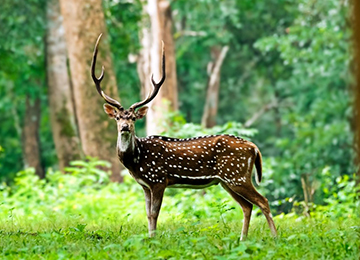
[91,34,165,151]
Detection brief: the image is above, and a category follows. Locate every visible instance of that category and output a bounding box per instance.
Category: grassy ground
[1,168,359,259]
[0,213,359,259]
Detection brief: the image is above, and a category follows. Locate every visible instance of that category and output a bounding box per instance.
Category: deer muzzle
[121,123,130,132]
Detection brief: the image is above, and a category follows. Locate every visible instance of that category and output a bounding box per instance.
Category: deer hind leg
[142,186,152,235]
[221,183,253,241]
[229,184,278,238]
[148,185,166,237]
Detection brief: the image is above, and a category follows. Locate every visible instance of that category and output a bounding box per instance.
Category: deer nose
[121,123,130,132]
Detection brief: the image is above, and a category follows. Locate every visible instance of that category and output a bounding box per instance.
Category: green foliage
[173,0,294,124]
[261,160,359,214]
[104,0,143,109]
[252,0,354,207]
[0,162,359,259]
[161,110,258,140]
[0,0,56,180]
[318,170,360,219]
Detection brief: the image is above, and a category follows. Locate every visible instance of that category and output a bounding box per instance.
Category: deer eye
[115,116,120,121]
[132,117,136,121]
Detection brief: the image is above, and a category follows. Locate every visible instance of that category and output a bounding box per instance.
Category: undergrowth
[0,158,359,259]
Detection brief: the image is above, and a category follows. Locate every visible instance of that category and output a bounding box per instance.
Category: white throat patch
[118,132,134,152]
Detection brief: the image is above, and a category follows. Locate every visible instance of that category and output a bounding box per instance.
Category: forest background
[0,0,359,259]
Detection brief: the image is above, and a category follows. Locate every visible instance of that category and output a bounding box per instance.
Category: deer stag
[91,34,278,240]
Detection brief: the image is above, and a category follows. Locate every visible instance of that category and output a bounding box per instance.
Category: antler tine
[91,33,123,109]
[130,41,166,111]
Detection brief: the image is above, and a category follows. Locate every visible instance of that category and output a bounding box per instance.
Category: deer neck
[117,131,136,154]
[117,132,141,172]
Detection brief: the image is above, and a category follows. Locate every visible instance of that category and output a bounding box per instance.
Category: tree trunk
[201,45,229,128]
[138,0,178,135]
[158,0,178,111]
[46,0,82,170]
[137,9,152,120]
[22,96,45,179]
[59,0,123,181]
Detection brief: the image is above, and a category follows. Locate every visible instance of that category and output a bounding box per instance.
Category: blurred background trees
[46,0,82,171]
[0,0,357,211]
[59,0,123,181]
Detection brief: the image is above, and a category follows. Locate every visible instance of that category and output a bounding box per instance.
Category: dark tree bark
[46,0,82,170]
[59,0,123,181]
[22,96,45,179]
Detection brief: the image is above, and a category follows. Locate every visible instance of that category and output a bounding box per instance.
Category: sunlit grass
[0,213,359,260]
[1,192,360,260]
[0,166,359,259]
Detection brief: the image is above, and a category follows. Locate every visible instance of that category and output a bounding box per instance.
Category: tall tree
[201,45,229,128]
[138,0,178,135]
[59,0,123,181]
[22,95,45,179]
[46,0,82,170]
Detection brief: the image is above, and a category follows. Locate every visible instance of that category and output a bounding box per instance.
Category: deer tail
[254,149,262,185]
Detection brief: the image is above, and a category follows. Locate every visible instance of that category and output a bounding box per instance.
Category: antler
[91,34,123,110]
[129,42,166,111]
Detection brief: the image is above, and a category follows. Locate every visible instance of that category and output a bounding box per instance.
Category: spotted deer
[91,34,278,240]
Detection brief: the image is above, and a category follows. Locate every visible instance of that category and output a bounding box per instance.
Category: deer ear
[136,106,148,119]
[103,104,117,118]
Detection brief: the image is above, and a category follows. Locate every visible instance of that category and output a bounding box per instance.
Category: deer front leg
[142,186,152,234]
[149,185,166,237]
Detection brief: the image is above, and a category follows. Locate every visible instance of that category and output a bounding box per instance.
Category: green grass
[0,166,359,259]
[1,208,359,259]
